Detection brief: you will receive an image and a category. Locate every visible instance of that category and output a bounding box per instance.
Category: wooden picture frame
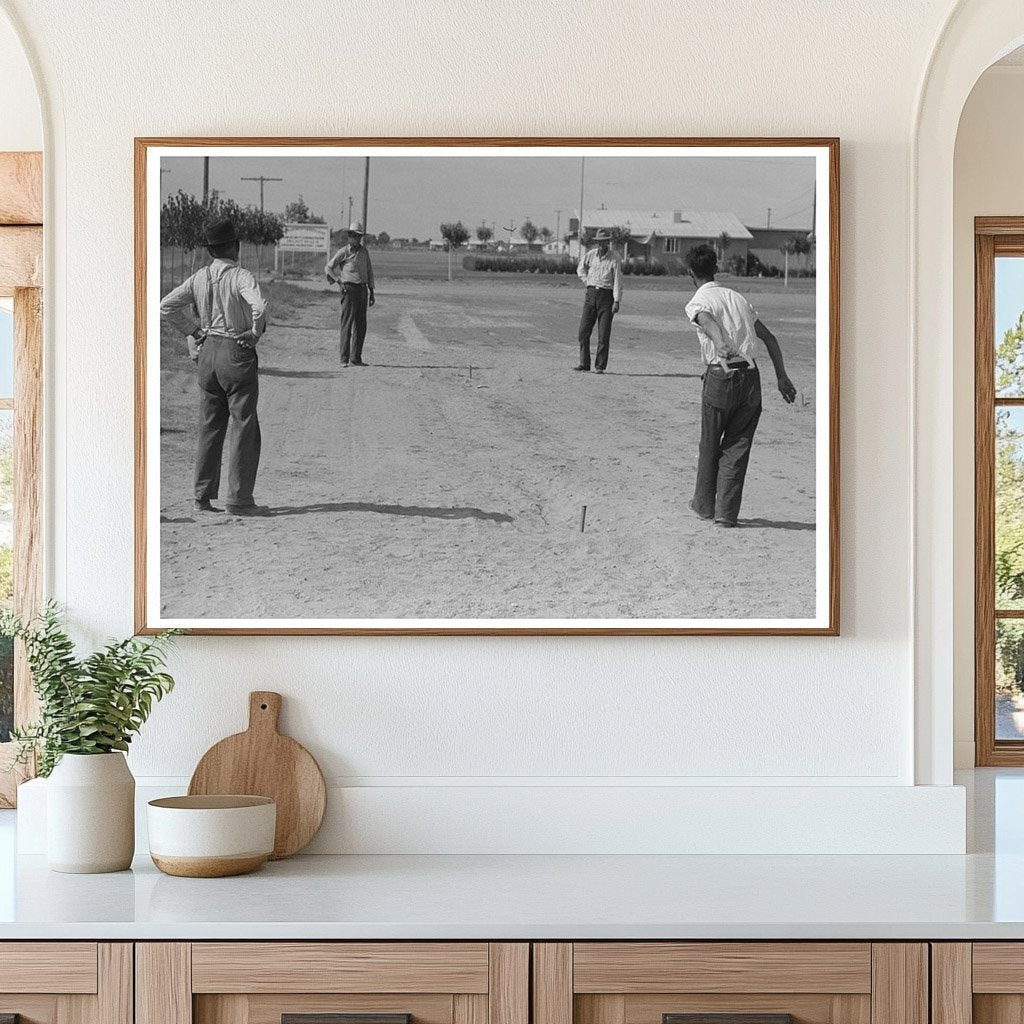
[135,137,839,636]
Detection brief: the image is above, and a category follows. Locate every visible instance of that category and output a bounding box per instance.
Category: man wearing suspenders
[160,218,269,516]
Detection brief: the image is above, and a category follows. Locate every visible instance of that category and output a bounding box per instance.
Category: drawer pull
[664,1016,795,1024]
[283,1016,411,1024]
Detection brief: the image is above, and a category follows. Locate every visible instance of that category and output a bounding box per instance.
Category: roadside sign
[277,222,331,254]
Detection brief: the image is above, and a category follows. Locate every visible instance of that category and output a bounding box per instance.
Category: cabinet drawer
[0,942,99,993]
[139,943,529,1024]
[191,943,491,994]
[0,943,130,1024]
[534,944,925,1024]
[572,944,872,994]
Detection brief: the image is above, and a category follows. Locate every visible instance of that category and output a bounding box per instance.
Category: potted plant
[2,603,178,873]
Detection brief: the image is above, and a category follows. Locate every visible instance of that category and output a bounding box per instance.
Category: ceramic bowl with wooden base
[147,795,276,877]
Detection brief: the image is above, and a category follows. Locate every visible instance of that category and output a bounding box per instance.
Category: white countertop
[2,849,1024,940]
[2,769,1023,941]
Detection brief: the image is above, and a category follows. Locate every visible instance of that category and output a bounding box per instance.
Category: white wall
[952,65,1024,767]
[0,0,973,852]
[0,9,39,152]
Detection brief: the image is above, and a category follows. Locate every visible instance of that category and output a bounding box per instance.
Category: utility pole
[347,195,353,227]
[578,157,586,252]
[766,206,772,230]
[202,156,210,204]
[555,209,562,247]
[241,175,282,213]
[361,157,370,235]
[504,221,516,250]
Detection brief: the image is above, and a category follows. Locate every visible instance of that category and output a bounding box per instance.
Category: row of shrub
[462,255,668,276]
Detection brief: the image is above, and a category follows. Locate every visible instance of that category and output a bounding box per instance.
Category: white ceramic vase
[46,752,135,873]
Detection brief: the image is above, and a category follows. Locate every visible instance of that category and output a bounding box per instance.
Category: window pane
[996,256,1024,397]
[997,407,1024,609]
[998,620,1024,740]
[0,305,13,399]
[0,409,11,742]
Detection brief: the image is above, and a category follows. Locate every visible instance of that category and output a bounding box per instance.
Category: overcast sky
[161,154,817,240]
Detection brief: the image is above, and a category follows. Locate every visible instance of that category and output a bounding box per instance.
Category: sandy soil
[158,272,818,622]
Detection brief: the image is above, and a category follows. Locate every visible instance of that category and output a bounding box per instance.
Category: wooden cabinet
[0,943,131,1024]
[136,944,528,1024]
[932,943,1024,1024]
[532,944,928,1024]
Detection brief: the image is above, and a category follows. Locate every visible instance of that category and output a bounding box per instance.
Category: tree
[439,220,470,281]
[779,236,802,286]
[539,226,553,246]
[284,195,324,224]
[377,230,391,248]
[520,219,539,247]
[718,231,731,264]
[476,224,493,244]
[607,225,633,255]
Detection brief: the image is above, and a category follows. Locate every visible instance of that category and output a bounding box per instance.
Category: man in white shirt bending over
[683,243,796,528]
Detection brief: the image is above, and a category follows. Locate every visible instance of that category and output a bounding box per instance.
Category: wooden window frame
[0,151,44,806]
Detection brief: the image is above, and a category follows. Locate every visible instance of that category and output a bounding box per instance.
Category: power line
[241,175,283,213]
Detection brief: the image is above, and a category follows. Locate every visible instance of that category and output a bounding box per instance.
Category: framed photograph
[135,137,839,635]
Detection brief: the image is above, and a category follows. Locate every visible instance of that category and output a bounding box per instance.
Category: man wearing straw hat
[325,220,376,367]
[574,229,622,373]
[160,217,269,517]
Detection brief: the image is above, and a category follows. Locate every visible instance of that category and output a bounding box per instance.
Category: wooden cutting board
[188,691,327,859]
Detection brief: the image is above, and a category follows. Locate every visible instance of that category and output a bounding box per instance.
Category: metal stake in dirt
[580,504,587,533]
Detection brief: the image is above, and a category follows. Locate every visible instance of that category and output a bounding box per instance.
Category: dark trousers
[577,286,614,370]
[692,364,762,525]
[339,283,369,363]
[194,335,261,507]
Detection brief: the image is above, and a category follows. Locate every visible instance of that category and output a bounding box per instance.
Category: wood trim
[98,944,133,1024]
[133,137,147,635]
[977,217,1024,236]
[0,226,42,296]
[14,286,43,724]
[488,944,528,1024]
[453,995,487,1024]
[976,230,998,765]
[575,996,625,1024]
[571,943,871,994]
[869,945,927,1024]
[190,942,489,994]
[0,942,98,993]
[533,944,572,1024]
[931,944,972,1024]
[134,136,840,637]
[969,942,1024,991]
[136,943,192,1024]
[0,153,42,225]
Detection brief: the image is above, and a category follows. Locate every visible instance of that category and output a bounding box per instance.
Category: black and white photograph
[137,140,838,634]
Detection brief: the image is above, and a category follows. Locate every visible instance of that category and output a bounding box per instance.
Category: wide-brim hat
[592,230,612,242]
[205,218,239,246]
[348,220,365,235]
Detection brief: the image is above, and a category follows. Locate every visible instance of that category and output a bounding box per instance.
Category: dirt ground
[157,264,819,623]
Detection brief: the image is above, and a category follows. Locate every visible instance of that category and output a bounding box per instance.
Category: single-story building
[571,209,752,271]
[745,225,816,272]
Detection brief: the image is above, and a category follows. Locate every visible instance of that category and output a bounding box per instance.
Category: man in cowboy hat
[574,228,622,373]
[325,220,376,366]
[160,217,269,517]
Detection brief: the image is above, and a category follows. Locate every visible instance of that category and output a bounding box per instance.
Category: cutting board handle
[248,691,282,734]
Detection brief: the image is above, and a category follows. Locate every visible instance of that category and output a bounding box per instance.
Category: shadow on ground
[270,501,514,523]
[740,518,815,531]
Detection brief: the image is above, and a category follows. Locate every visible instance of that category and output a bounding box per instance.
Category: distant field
[161,245,816,296]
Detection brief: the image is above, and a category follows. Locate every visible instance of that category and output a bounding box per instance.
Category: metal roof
[578,209,753,241]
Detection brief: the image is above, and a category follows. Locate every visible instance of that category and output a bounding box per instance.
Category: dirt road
[158,273,818,623]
